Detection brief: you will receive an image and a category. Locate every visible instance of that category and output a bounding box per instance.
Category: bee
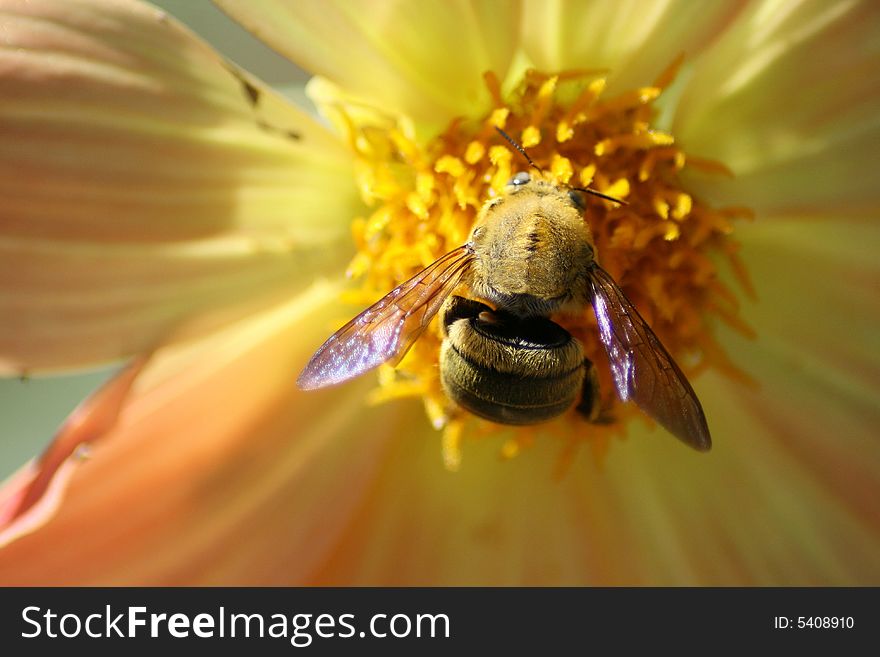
[298,132,711,451]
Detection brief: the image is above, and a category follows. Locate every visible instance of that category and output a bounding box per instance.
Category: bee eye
[568,189,586,210]
[508,171,531,186]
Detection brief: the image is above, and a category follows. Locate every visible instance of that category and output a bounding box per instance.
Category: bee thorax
[470,186,594,313]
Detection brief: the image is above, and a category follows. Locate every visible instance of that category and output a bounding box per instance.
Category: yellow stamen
[435,155,464,177]
[441,420,464,471]
[579,164,596,187]
[550,155,574,184]
[339,63,752,466]
[464,140,485,164]
[605,178,630,201]
[488,107,509,129]
[405,192,428,219]
[672,193,693,221]
[520,125,542,148]
[653,53,686,90]
[557,78,606,143]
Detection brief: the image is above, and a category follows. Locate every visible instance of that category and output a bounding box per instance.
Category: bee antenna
[494,127,626,205]
[571,186,628,206]
[495,126,544,174]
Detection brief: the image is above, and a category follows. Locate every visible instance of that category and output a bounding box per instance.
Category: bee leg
[575,359,601,422]
[439,295,493,335]
[576,360,614,424]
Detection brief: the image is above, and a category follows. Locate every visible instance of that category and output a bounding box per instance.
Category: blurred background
[0,0,309,478]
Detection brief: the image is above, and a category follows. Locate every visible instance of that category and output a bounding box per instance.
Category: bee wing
[588,265,711,451]
[297,245,475,390]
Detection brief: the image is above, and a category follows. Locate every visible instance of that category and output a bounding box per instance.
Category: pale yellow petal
[0,0,359,372]
[611,371,879,584]
[215,0,520,133]
[730,218,880,415]
[675,0,880,214]
[521,0,746,93]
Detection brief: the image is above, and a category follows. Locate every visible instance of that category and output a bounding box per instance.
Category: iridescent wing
[297,245,475,390]
[588,264,711,451]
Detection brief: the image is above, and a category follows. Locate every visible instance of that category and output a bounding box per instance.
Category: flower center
[342,63,752,471]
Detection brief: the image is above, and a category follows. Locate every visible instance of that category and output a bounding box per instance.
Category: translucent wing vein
[297,246,474,389]
[589,265,711,450]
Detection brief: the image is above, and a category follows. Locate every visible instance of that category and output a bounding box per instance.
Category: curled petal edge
[0,354,150,547]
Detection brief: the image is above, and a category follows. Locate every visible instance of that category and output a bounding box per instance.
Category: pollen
[342,62,753,469]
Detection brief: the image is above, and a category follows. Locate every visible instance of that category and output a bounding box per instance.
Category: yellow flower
[1,0,878,584]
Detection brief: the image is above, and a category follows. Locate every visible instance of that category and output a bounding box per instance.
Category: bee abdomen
[440,302,585,425]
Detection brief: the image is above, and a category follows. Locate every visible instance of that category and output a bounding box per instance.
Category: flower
[0,0,878,585]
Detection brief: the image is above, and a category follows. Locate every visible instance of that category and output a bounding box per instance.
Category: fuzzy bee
[298,131,711,451]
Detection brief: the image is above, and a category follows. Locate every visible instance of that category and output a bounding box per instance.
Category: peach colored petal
[520,0,746,94]
[4,247,876,584]
[674,0,880,215]
[0,0,359,372]
[309,364,880,584]
[312,428,641,585]
[215,0,520,134]
[0,281,423,584]
[0,355,147,546]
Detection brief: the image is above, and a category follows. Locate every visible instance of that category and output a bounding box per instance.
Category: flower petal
[310,369,880,584]
[215,0,520,133]
[0,280,420,584]
[0,0,359,372]
[727,217,880,427]
[674,0,880,214]
[741,217,878,342]
[308,216,880,584]
[311,430,639,585]
[608,371,880,585]
[0,356,147,547]
[520,0,745,93]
